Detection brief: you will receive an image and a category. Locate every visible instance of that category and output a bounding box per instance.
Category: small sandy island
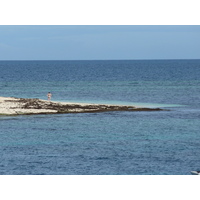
[0,96,163,115]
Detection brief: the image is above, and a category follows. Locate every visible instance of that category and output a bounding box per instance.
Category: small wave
[95,157,109,160]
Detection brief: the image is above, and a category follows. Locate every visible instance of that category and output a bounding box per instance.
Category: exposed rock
[0,97,164,115]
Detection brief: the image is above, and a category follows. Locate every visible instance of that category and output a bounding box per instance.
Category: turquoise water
[0,60,200,174]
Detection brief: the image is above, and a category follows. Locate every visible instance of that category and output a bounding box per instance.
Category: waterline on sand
[57,99,185,108]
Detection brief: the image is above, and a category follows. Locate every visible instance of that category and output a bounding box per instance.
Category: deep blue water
[0,60,200,175]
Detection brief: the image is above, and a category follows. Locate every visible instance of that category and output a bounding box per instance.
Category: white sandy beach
[0,97,56,115]
[0,96,162,115]
[0,96,98,115]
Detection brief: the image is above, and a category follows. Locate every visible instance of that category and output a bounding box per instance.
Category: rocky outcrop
[0,97,163,115]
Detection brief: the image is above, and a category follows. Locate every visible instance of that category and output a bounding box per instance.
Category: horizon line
[0,58,200,61]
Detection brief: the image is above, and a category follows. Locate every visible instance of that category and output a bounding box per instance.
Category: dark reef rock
[12,98,164,114]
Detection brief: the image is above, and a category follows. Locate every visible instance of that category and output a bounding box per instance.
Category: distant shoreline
[0,97,164,116]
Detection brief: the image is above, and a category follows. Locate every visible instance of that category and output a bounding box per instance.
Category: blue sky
[0,25,200,60]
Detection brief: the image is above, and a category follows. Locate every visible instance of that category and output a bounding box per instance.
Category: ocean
[0,60,200,175]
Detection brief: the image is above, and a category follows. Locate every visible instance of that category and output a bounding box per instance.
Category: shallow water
[0,60,200,174]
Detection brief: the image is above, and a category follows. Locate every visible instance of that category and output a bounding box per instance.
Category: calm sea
[0,60,200,175]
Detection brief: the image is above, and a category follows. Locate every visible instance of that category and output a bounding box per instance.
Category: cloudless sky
[0,25,200,60]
